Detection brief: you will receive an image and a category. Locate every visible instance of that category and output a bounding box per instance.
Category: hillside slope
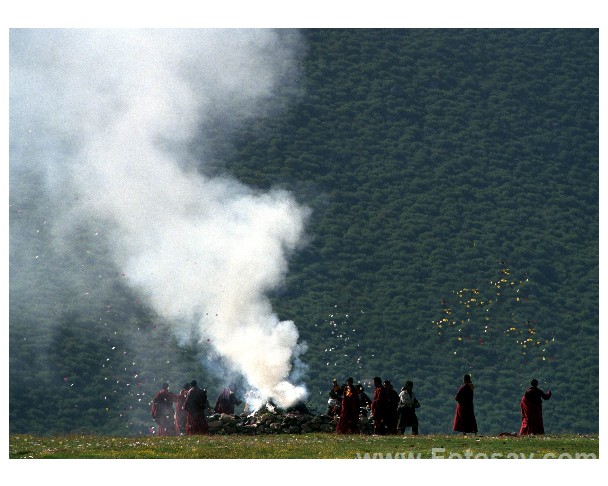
[9,29,598,435]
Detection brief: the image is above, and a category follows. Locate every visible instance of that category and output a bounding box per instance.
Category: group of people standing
[329,374,551,436]
[452,374,552,436]
[151,381,242,436]
[152,374,551,437]
[329,376,420,435]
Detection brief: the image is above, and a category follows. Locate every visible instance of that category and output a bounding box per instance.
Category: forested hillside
[9,29,598,435]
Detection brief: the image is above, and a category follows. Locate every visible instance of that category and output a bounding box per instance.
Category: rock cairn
[205,410,374,435]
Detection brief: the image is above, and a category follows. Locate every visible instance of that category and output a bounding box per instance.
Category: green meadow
[9,433,598,459]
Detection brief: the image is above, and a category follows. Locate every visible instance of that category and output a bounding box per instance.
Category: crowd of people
[151,380,242,436]
[327,374,551,436]
[328,376,420,435]
[151,375,551,437]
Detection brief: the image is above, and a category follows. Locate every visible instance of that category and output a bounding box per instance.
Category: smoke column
[10,29,310,407]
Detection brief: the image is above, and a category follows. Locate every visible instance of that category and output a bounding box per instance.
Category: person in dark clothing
[183,379,210,435]
[326,379,343,416]
[519,379,551,435]
[383,380,400,434]
[356,383,372,417]
[397,381,420,435]
[453,374,478,434]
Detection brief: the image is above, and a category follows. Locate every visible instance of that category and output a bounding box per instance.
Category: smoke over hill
[10,29,310,408]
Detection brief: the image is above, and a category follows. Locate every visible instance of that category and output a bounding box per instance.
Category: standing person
[151,382,178,436]
[371,376,389,435]
[174,382,191,435]
[398,381,420,435]
[214,386,243,415]
[453,374,478,434]
[336,378,360,434]
[183,380,210,435]
[519,379,552,435]
[356,383,372,417]
[326,379,343,416]
[383,380,400,434]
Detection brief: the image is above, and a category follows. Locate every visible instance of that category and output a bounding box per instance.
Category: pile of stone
[205,410,374,435]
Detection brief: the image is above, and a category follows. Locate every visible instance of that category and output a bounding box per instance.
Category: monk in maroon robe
[371,376,389,435]
[336,378,359,434]
[174,383,190,435]
[519,379,551,435]
[453,374,478,434]
[183,380,210,435]
[151,383,178,436]
[214,387,242,415]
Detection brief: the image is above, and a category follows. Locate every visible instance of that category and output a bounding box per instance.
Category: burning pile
[204,408,374,435]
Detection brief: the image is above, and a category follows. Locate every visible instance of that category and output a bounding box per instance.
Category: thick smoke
[10,29,309,407]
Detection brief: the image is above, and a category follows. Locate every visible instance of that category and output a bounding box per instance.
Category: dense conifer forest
[9,29,598,435]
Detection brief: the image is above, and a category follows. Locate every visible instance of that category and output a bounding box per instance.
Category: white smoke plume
[10,29,310,407]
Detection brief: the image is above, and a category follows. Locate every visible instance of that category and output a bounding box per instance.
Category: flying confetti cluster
[433,262,554,360]
[59,320,151,430]
[317,306,366,371]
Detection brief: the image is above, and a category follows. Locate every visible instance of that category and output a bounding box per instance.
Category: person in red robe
[214,387,243,415]
[519,379,551,435]
[453,374,478,434]
[151,383,179,436]
[336,378,360,434]
[183,379,210,435]
[174,382,191,435]
[371,376,389,435]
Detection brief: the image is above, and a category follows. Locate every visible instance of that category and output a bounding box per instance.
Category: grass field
[9,433,599,459]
